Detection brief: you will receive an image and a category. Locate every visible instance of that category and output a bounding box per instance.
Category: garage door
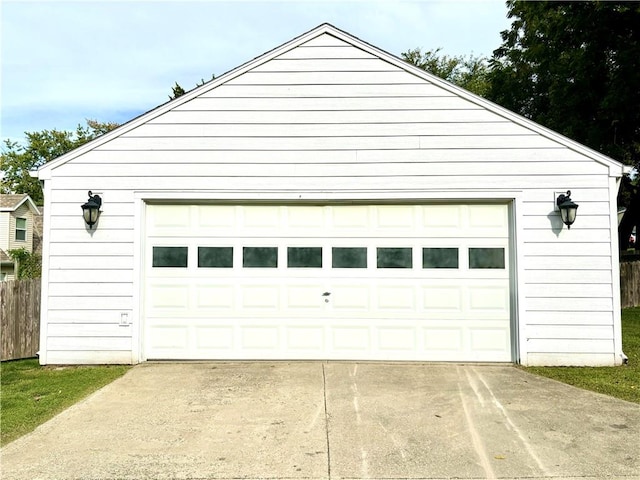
[143,204,512,361]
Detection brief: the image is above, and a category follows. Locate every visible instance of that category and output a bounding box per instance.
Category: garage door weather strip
[322,363,332,480]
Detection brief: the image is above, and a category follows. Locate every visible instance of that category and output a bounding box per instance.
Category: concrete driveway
[1,363,639,480]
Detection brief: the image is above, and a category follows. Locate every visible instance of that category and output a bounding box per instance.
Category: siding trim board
[36,24,628,366]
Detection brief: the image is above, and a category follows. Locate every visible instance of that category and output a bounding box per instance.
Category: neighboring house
[36,24,632,366]
[0,194,41,281]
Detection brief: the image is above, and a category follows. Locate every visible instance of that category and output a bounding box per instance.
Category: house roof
[0,249,11,264]
[37,23,631,178]
[0,194,41,214]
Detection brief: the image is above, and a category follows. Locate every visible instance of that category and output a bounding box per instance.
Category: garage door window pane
[153,247,188,267]
[377,248,412,268]
[469,248,505,269]
[288,247,322,268]
[198,247,233,268]
[243,247,278,268]
[332,247,367,268]
[422,248,458,269]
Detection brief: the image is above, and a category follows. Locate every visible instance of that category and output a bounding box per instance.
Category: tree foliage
[402,48,490,97]
[487,0,640,249]
[169,74,216,100]
[7,248,41,279]
[1,120,119,204]
[169,82,186,100]
[488,0,640,169]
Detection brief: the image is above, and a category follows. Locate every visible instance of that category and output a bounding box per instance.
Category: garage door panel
[287,326,326,351]
[331,285,370,310]
[376,285,416,310]
[470,327,511,352]
[422,286,463,311]
[196,285,235,309]
[241,285,280,308]
[377,327,417,351]
[147,325,189,349]
[286,284,327,309]
[241,326,280,350]
[423,328,463,351]
[332,327,371,351]
[196,326,235,349]
[148,284,190,310]
[144,203,512,361]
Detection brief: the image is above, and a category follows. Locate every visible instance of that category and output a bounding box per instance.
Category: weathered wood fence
[620,260,640,308]
[1,278,41,361]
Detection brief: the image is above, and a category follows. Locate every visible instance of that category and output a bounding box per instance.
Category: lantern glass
[81,193,102,229]
[559,202,578,228]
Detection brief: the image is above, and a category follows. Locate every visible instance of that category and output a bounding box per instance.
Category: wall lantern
[556,190,579,229]
[81,191,102,229]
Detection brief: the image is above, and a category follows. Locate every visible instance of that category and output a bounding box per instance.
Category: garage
[144,203,512,361]
[36,24,628,366]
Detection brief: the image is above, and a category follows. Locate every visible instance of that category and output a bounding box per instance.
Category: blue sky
[1,0,511,144]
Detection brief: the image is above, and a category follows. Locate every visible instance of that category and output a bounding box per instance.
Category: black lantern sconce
[556,190,579,229]
[81,191,102,229]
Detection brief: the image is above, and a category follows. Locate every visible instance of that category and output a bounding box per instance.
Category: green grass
[0,359,130,446]
[525,307,640,404]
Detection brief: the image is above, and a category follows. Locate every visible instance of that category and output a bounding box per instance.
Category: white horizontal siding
[56,161,606,178]
[47,309,132,323]
[48,323,132,337]
[123,122,528,138]
[526,325,613,339]
[275,45,377,59]
[525,270,612,284]
[174,96,472,111]
[41,29,621,366]
[150,110,512,124]
[201,83,446,97]
[45,351,133,364]
[229,71,423,85]
[48,269,133,284]
[67,149,594,165]
[525,311,614,325]
[526,353,614,366]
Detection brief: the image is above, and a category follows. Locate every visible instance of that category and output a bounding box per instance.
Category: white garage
[37,24,630,366]
[144,203,512,361]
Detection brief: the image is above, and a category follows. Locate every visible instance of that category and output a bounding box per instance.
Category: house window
[15,218,27,241]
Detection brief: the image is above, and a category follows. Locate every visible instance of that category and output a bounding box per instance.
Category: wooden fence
[620,260,640,308]
[1,278,41,361]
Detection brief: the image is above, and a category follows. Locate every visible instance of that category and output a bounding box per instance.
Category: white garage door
[143,204,512,361]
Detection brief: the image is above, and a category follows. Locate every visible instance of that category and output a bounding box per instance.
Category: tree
[169,74,216,100]
[7,248,41,279]
[487,0,640,250]
[169,82,186,100]
[402,48,491,97]
[0,119,119,203]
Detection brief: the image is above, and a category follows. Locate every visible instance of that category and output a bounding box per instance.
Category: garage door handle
[322,292,331,296]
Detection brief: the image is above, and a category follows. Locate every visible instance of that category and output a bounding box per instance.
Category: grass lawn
[0,359,130,446]
[525,307,640,404]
